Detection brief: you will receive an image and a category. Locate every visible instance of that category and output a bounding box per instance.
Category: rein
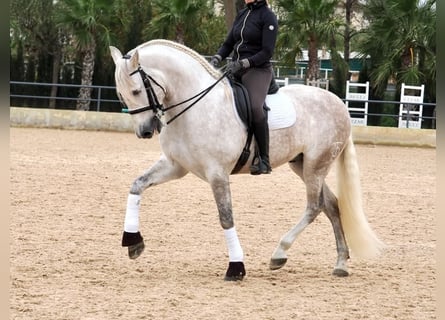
[125,58,228,125]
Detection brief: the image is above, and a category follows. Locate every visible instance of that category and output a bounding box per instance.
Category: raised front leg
[122,155,188,259]
[209,176,245,281]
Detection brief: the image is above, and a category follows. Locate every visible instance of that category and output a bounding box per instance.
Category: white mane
[132,39,222,79]
[114,39,224,110]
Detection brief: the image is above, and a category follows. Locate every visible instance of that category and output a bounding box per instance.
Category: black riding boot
[250,121,272,175]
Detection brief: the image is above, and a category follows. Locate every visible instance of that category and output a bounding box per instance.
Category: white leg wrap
[124,194,141,233]
[224,227,244,262]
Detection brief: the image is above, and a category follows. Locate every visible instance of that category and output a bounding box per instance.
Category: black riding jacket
[217,1,278,68]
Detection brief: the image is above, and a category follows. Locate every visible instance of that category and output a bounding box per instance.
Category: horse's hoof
[269,258,287,270]
[332,268,349,277]
[224,262,246,281]
[128,240,145,259]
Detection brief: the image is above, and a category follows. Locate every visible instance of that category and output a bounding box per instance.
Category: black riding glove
[227,59,250,75]
[210,55,222,68]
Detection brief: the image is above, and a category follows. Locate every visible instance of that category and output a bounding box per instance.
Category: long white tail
[336,135,385,259]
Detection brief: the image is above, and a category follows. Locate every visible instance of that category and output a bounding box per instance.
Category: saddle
[229,77,279,174]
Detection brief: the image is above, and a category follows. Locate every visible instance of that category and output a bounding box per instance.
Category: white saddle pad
[266,91,296,130]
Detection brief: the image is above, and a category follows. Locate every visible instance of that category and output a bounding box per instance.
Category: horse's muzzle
[136,117,162,139]
[135,122,153,139]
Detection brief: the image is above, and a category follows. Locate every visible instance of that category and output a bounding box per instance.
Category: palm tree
[358,0,436,99]
[341,0,365,64]
[55,0,116,110]
[221,0,245,29]
[275,0,342,80]
[145,0,211,45]
[118,1,153,52]
[10,0,63,108]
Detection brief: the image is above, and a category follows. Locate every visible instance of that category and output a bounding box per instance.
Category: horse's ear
[109,46,123,65]
[129,50,140,70]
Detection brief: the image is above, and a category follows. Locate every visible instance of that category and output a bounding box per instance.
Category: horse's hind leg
[270,155,350,276]
[270,155,324,270]
[321,182,350,276]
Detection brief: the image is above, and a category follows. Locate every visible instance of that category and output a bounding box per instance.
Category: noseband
[122,54,228,125]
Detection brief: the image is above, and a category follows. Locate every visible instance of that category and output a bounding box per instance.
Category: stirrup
[250,157,271,175]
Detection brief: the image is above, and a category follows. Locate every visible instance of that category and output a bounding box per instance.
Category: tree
[341,0,365,64]
[10,0,62,108]
[275,0,342,80]
[222,0,236,30]
[10,0,231,111]
[221,0,245,29]
[141,0,228,56]
[55,0,116,110]
[357,0,436,100]
[120,1,153,52]
[145,0,211,45]
[326,0,365,97]
[88,0,154,112]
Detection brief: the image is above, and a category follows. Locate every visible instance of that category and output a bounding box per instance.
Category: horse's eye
[132,89,141,95]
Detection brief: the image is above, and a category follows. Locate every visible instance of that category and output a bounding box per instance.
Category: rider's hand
[227,59,250,75]
[210,55,221,68]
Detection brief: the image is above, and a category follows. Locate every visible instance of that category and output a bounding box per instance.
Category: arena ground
[10,127,435,319]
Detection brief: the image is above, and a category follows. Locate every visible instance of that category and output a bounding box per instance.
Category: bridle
[127,65,166,117]
[122,55,228,125]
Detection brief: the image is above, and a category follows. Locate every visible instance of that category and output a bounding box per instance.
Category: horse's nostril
[142,131,153,139]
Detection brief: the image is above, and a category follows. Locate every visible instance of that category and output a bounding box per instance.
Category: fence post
[306,79,329,90]
[345,80,369,126]
[398,83,424,129]
[96,87,102,112]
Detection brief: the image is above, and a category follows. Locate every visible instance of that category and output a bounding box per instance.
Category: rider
[210,0,278,175]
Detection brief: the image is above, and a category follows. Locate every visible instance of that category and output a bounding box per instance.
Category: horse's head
[110,46,164,139]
